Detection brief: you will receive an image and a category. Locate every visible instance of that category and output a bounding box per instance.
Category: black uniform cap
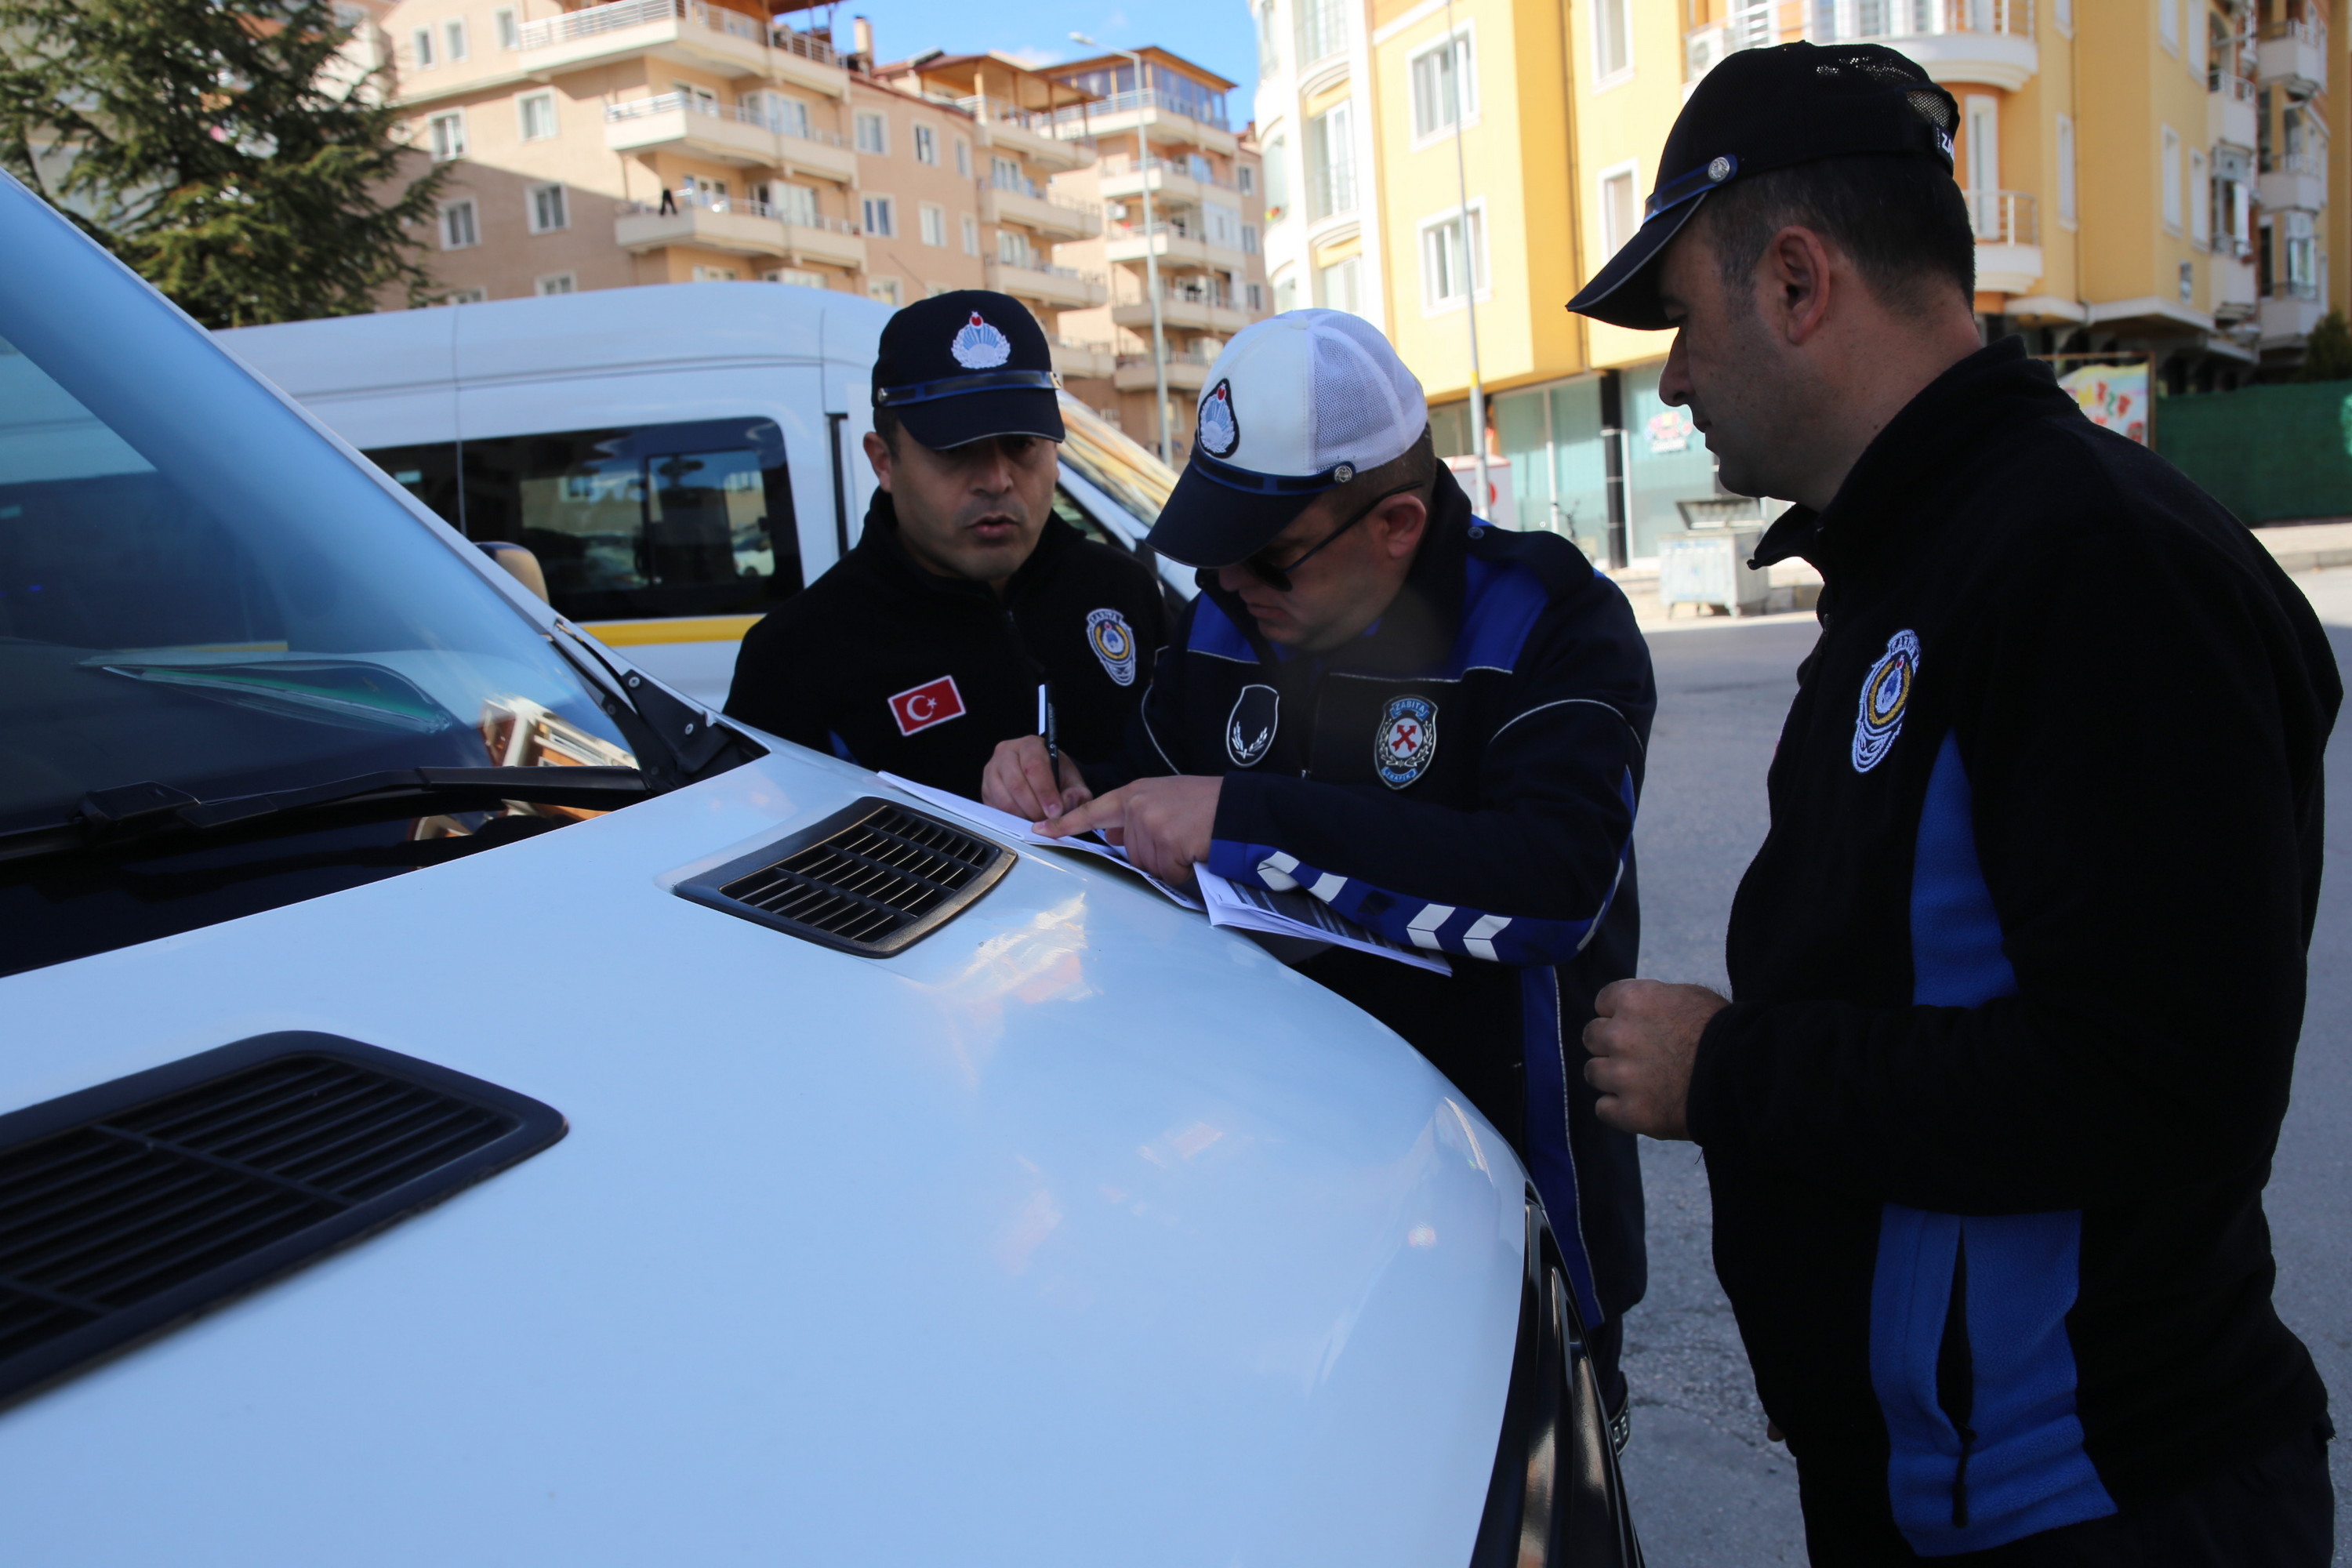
[1566,42,1958,332]
[872,289,1065,449]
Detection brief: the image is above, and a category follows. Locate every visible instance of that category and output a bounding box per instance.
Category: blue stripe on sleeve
[1186,596,1261,662]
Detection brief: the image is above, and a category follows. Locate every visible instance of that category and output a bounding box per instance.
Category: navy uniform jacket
[1103,473,1656,1330]
[1692,341,2338,1555]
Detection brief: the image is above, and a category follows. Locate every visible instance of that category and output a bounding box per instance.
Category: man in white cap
[980,310,1657,1436]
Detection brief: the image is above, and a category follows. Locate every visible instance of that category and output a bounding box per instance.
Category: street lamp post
[1439,0,1489,517]
[1072,31,1172,463]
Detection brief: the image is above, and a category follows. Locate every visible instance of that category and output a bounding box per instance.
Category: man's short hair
[1700,154,1976,317]
[872,402,903,452]
[1323,425,1439,517]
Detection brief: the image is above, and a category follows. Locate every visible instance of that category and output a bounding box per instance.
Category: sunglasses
[1239,481,1426,593]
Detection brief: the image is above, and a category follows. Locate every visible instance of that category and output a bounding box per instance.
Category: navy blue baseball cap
[871,289,1065,448]
[1566,42,1958,331]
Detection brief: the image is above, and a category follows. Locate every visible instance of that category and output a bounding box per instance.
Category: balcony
[2210,72,2259,152]
[981,183,1104,241]
[1111,285,1252,336]
[2260,151,2327,214]
[615,195,865,268]
[1047,91,1236,158]
[983,260,1109,309]
[1304,164,1357,226]
[1805,0,2037,89]
[2258,14,2327,92]
[1967,189,2042,294]
[1105,222,1249,274]
[2259,285,2326,346]
[1115,349,1216,393]
[1098,154,1240,208]
[1051,339,1118,379]
[516,0,846,96]
[2212,254,2259,321]
[604,94,856,181]
[953,97,1094,172]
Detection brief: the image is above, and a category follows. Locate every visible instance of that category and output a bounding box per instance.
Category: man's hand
[1039,775,1222,884]
[1583,979,1730,1141]
[982,735,1093,821]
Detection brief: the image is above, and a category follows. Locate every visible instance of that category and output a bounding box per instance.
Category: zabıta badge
[1375,695,1438,789]
[950,312,1012,369]
[1851,630,1919,772]
[1086,608,1138,687]
[1197,379,1240,459]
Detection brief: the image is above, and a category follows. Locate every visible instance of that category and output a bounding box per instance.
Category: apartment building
[1044,50,1272,456]
[1256,0,2343,564]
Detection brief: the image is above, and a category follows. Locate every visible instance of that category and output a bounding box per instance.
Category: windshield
[1056,394,1175,532]
[1,178,644,973]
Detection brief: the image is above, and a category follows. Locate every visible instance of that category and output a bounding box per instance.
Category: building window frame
[862,193,895,237]
[535,272,577,296]
[427,111,468,162]
[439,197,480,250]
[518,90,558,142]
[2056,113,2078,229]
[1418,199,1490,314]
[528,182,569,234]
[1592,0,1632,87]
[913,124,938,165]
[855,111,889,155]
[1408,24,1478,146]
[2161,123,2183,234]
[868,276,903,307]
[410,26,434,68]
[443,17,468,61]
[961,212,980,255]
[919,201,947,246]
[1596,158,1639,258]
[494,7,519,49]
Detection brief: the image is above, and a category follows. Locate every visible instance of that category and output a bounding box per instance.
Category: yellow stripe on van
[577,614,764,646]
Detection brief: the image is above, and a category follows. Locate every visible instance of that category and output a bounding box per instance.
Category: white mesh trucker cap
[1144,309,1431,568]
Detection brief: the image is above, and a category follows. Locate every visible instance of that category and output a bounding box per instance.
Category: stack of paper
[878,774,1450,976]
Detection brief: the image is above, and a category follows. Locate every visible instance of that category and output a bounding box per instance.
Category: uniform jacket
[724,491,1169,794]
[1105,473,1657,1327]
[1691,340,2339,1555]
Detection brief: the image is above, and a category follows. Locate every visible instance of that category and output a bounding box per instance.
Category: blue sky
[807,0,1262,120]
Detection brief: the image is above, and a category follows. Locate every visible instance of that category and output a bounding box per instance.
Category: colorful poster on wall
[2056,363,2151,445]
[1645,408,1694,454]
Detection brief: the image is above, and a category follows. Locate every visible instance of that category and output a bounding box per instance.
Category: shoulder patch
[1086,607,1138,686]
[1852,630,1919,772]
[1375,695,1439,789]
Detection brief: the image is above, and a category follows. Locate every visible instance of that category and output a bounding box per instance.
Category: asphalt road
[1614,581,2352,1566]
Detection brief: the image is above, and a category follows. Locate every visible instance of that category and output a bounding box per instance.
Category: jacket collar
[1752,336,2078,579]
[852,487,1076,605]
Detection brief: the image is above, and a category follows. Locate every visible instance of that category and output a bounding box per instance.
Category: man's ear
[1766,225,1838,346]
[862,429,895,493]
[1377,492,1430,561]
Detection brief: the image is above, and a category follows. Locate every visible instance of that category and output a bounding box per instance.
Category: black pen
[1037,681,1059,780]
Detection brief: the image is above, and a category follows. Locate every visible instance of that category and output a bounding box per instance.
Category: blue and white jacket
[1693,342,2338,1556]
[1105,474,1657,1330]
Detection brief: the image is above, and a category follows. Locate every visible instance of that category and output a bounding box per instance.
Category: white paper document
[878,773,1450,974]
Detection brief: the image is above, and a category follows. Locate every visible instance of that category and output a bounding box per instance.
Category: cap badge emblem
[1707,156,1733,182]
[1852,630,1919,773]
[1198,379,1240,458]
[1086,608,1138,686]
[950,312,1013,370]
[1334,463,1355,483]
[1375,695,1438,789]
[1226,683,1279,768]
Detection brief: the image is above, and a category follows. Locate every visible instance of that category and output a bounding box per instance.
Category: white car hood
[0,744,1526,1566]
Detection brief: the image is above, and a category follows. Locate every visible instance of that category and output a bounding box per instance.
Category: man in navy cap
[1570,42,2337,1566]
[724,290,1169,793]
[981,309,1658,1444]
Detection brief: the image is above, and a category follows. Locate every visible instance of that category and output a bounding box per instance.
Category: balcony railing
[619,194,860,233]
[1808,0,2032,45]
[1305,163,1356,221]
[1046,90,1231,133]
[2261,13,2328,51]
[1118,349,1218,371]
[1103,154,1240,192]
[1967,189,2038,245]
[2265,147,2329,179]
[2267,274,2321,300]
[988,172,1103,218]
[998,260,1105,284]
[517,0,837,66]
[1686,9,1775,79]
[604,93,849,146]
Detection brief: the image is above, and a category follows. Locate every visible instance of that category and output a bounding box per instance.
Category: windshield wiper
[0,767,652,868]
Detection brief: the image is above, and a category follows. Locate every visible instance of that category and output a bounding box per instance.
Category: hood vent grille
[677,797,1011,955]
[0,1034,564,1408]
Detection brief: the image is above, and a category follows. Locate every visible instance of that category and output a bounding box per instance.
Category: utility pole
[1440,0,1488,515]
[1073,32,1172,463]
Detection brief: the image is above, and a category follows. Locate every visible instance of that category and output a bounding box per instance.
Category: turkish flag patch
[887,674,966,736]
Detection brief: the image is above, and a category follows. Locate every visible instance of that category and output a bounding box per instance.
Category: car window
[1055,395,1175,533]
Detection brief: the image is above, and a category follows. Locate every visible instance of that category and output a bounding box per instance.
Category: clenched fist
[1582,979,1730,1141]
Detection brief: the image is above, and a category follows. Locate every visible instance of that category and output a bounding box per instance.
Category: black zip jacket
[723,491,1168,793]
[1102,474,1657,1330]
[1690,341,2339,1556]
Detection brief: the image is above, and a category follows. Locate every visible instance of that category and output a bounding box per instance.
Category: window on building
[1306,103,1355,220]
[961,213,980,254]
[2056,114,2078,227]
[691,265,741,282]
[1421,205,1487,307]
[1273,272,1298,312]
[528,183,568,233]
[855,111,888,154]
[1964,95,1999,238]
[992,155,1025,193]
[1239,165,1255,195]
[955,137,971,176]
[920,203,947,246]
[914,125,938,165]
[2161,125,2183,231]
[673,80,717,113]
[1295,0,1344,67]
[746,92,811,137]
[1599,165,1638,256]
[495,8,518,49]
[2188,0,2207,78]
[428,111,467,162]
[869,277,902,307]
[411,27,434,67]
[2055,0,2073,32]
[440,198,479,250]
[1242,224,1261,253]
[1593,0,1630,79]
[444,287,488,304]
[1265,136,1289,216]
[1258,0,1280,74]
[2285,210,2318,296]
[862,194,895,236]
[2190,147,2211,244]
[2158,0,2179,53]
[771,183,819,225]
[1203,201,1243,249]
[1247,281,1264,311]
[536,272,576,296]
[1410,28,1476,140]
[679,174,728,206]
[444,18,467,60]
[764,267,829,289]
[996,230,1037,268]
[1316,255,1362,314]
[519,91,558,141]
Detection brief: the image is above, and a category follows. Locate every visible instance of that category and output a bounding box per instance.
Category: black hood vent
[676,797,1011,955]
[0,1033,564,1409]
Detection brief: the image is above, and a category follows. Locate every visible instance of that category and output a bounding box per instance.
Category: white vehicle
[0,171,1639,1566]
[213,285,1189,710]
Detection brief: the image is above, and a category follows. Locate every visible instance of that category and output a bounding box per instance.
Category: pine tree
[2300,309,2352,383]
[0,0,450,327]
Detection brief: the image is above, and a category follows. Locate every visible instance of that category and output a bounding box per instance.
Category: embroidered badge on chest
[1851,630,1920,773]
[950,312,1012,369]
[1226,683,1279,767]
[1086,608,1138,686]
[1375,695,1439,789]
[887,673,966,736]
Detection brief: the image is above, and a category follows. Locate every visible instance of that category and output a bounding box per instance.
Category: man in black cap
[981,308,1658,1446]
[724,290,1168,794]
[1570,42,2338,1566]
